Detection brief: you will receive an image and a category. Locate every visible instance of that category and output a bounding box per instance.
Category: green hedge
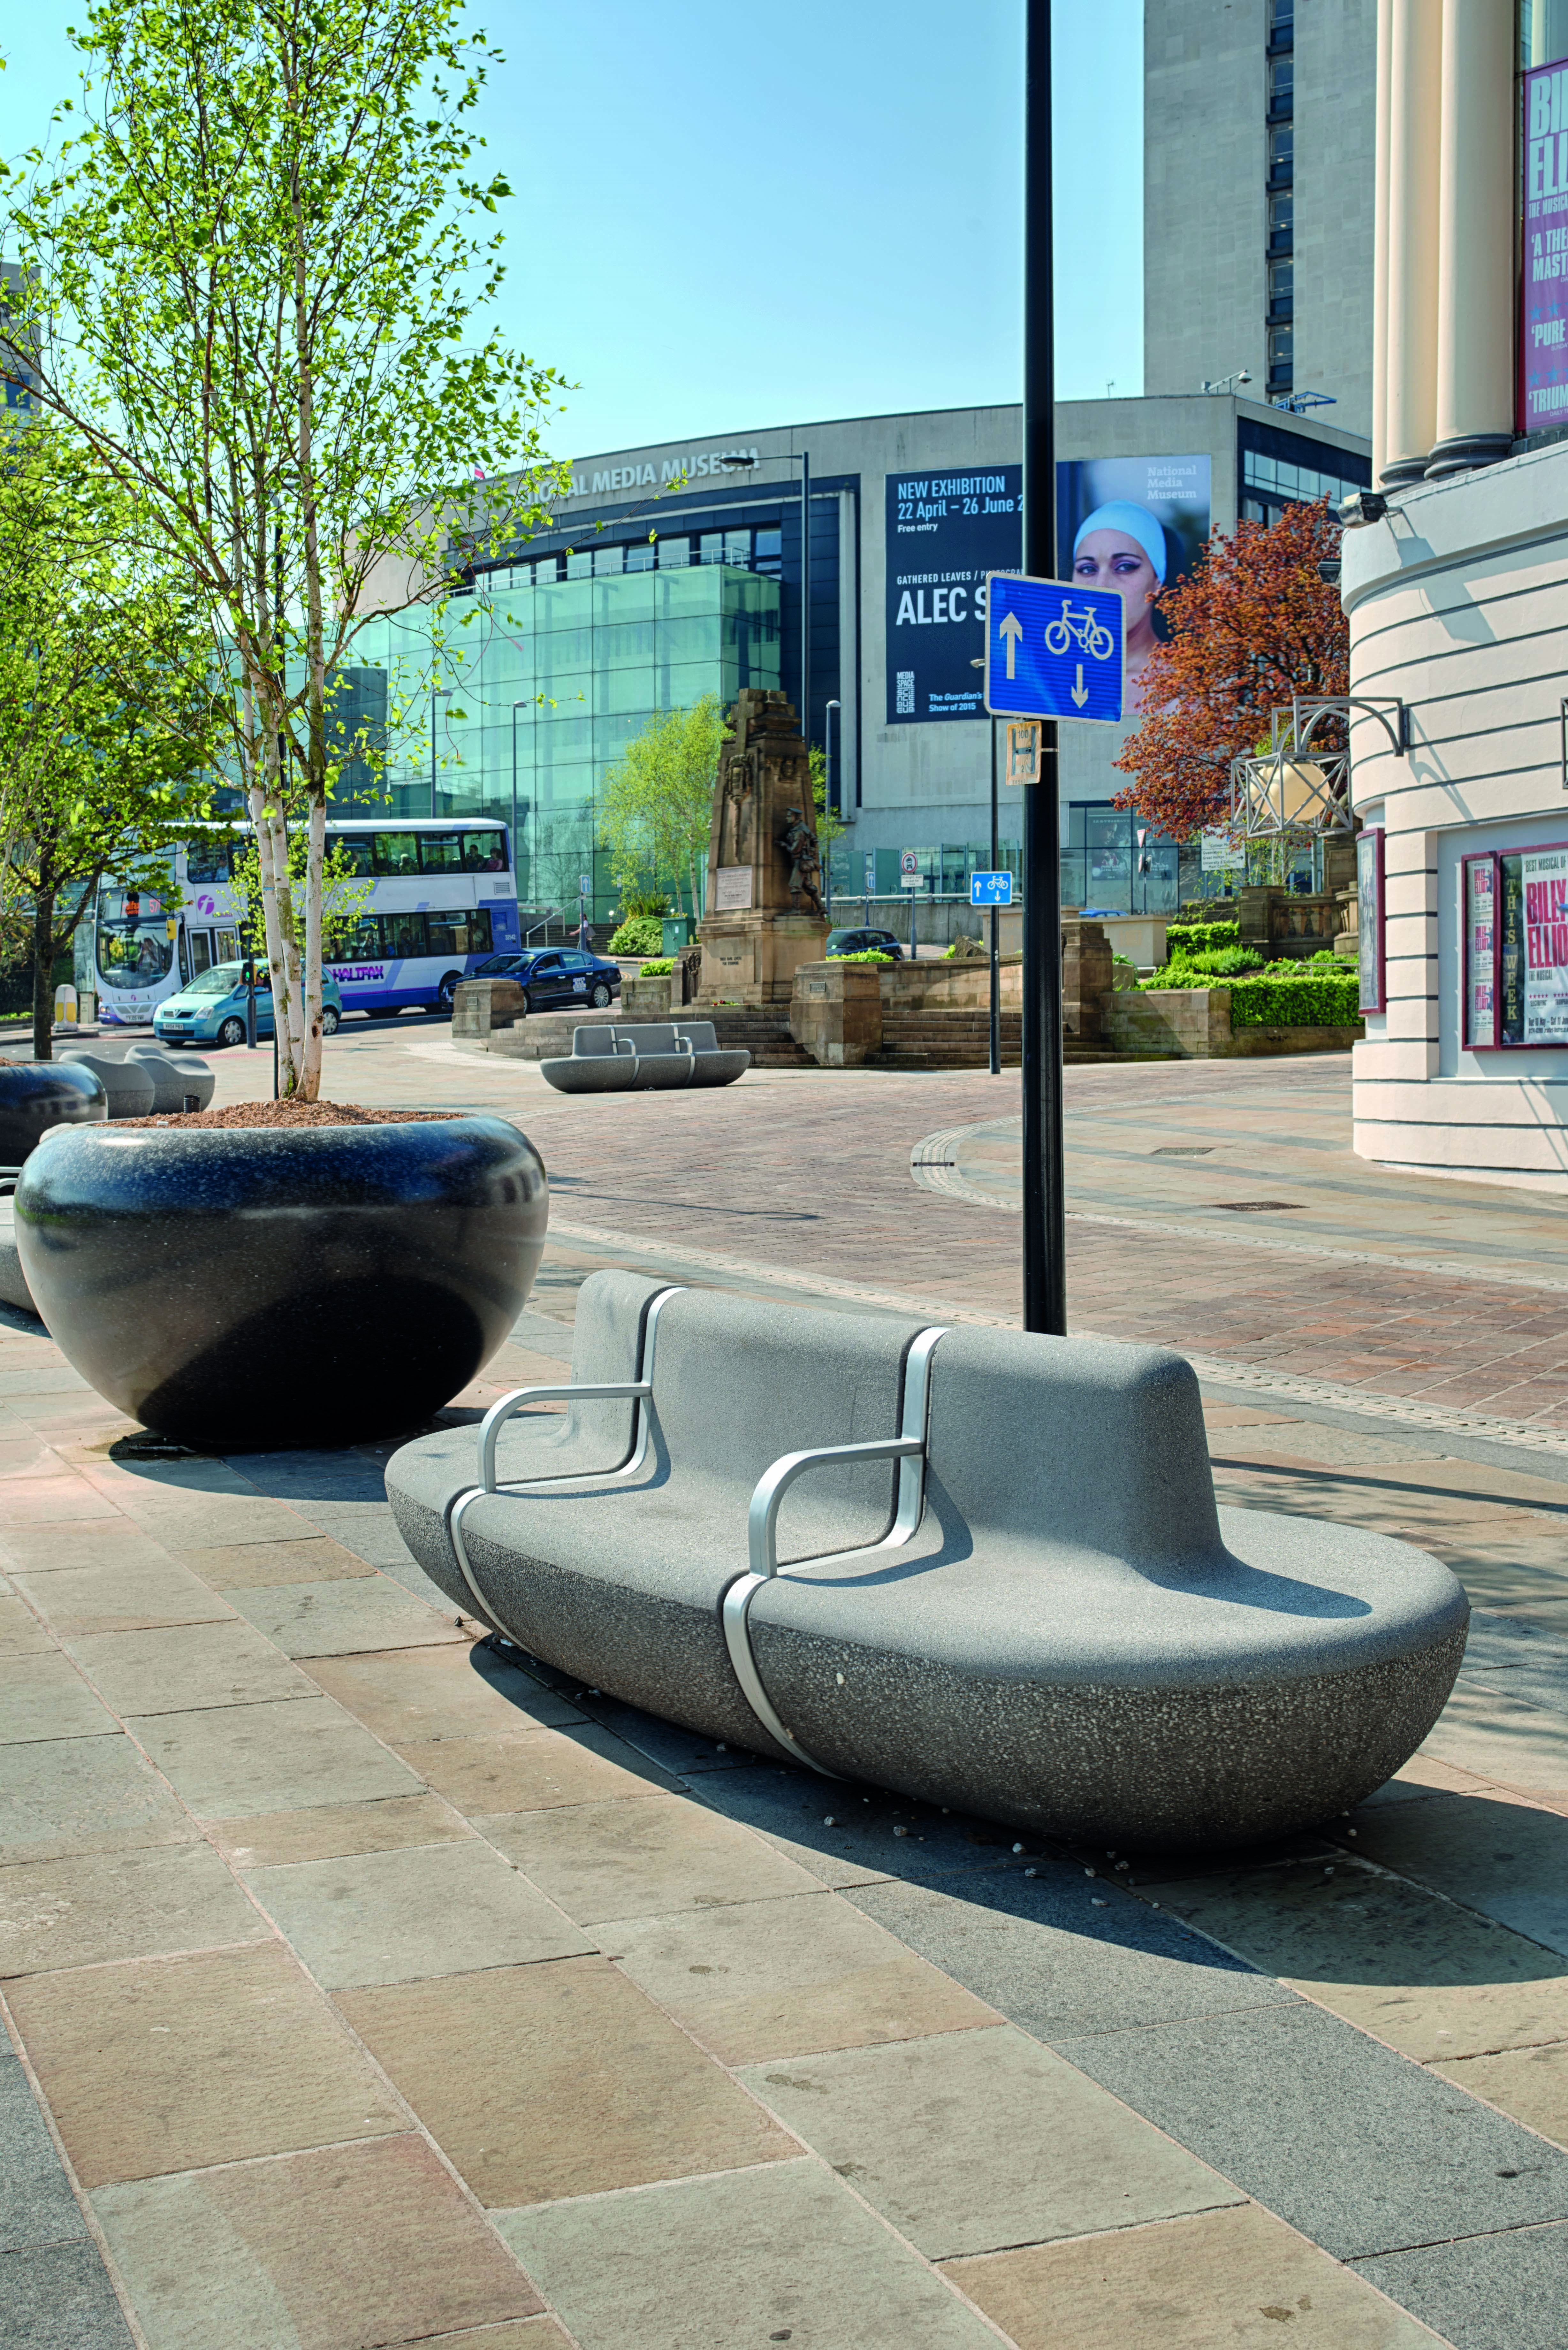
[1164,919,1240,956]
[635,957,676,978]
[1227,968,1361,1027]
[827,949,895,964]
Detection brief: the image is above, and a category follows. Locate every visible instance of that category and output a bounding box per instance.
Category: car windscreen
[824,932,862,953]
[475,954,525,976]
[181,963,245,998]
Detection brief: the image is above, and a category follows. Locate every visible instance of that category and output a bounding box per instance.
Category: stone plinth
[1063,920,1114,1046]
[452,978,524,1041]
[1103,986,1362,1059]
[698,689,828,1004]
[789,962,883,1067]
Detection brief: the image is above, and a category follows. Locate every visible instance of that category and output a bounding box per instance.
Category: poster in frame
[1462,852,1498,1051]
[1356,828,1385,1015]
[1462,837,1568,1049]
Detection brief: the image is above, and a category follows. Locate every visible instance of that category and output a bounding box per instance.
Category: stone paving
[2,1028,1567,2346]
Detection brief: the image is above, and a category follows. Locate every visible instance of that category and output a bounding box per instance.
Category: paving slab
[0,1476,119,1527]
[1054,1997,1568,2261]
[13,1557,236,1637]
[209,1794,470,1870]
[0,1734,198,1865]
[0,1842,267,1978]
[127,1696,423,1819]
[91,2134,540,2350]
[1348,1791,1568,1957]
[689,1759,1010,1888]
[403,1722,682,1814]
[1133,1852,1568,2061]
[0,1653,116,1745]
[225,1575,465,1658]
[0,2241,136,2350]
[302,1640,584,1744]
[0,1596,54,1657]
[7,1942,405,2188]
[477,1793,825,1926]
[0,2053,87,2252]
[1355,2218,1568,2350]
[1435,2039,1568,2146]
[174,1536,377,1588]
[944,2201,1442,2349]
[62,1620,319,1715]
[339,1956,797,2207]
[1412,1684,1568,1803]
[495,2157,1005,2350]
[607,1885,998,2064]
[0,1520,184,1579]
[246,1836,590,1987]
[739,2023,1242,2260]
[847,1859,1293,2038]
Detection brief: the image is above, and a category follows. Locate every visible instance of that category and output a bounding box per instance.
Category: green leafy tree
[0,422,221,1059]
[2,0,568,1098]
[598,694,725,920]
[809,744,844,910]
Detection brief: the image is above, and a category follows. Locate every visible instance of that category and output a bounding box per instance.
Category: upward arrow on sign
[999,610,1024,680]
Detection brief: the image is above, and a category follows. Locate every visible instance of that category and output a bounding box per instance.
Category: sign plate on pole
[970,871,1013,907]
[984,571,1125,725]
[898,849,922,890]
[1005,721,1042,785]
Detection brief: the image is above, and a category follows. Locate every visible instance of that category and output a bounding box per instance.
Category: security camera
[1337,490,1388,525]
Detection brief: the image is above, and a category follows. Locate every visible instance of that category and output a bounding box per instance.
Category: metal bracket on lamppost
[1290,694,1410,759]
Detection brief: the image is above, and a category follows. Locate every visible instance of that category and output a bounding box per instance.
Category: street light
[430,688,453,818]
[971,659,1001,1078]
[722,452,811,748]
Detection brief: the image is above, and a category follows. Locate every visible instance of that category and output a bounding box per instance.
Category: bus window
[419,831,463,874]
[333,835,376,877]
[215,929,239,961]
[462,830,508,872]
[373,832,419,877]
[426,908,494,957]
[189,932,213,976]
[186,840,233,884]
[340,916,383,960]
[383,914,426,960]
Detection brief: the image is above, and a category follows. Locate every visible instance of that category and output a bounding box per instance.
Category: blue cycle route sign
[970,871,1013,907]
[983,572,1125,725]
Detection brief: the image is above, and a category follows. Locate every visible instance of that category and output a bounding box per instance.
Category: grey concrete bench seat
[0,1199,37,1315]
[540,1022,750,1094]
[384,1273,1469,1851]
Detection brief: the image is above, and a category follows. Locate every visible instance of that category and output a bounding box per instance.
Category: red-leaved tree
[1114,497,1348,837]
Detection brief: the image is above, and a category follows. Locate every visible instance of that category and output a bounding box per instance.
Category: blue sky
[0,0,1142,460]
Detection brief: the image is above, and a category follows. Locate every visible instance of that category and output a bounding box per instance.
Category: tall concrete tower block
[1144,0,1376,437]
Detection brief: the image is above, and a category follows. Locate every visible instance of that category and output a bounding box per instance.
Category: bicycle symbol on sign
[1044,602,1116,660]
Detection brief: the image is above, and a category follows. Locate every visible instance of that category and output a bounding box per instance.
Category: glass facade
[1061,804,1180,917]
[346,563,780,923]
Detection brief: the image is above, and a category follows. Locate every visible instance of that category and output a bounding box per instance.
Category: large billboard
[885,466,1021,724]
[1054,456,1211,715]
[884,455,1211,724]
[1523,59,1568,432]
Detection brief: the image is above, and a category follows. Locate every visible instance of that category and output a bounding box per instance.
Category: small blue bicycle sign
[984,572,1125,725]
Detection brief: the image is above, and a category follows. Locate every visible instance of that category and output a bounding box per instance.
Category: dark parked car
[472,948,621,1014]
[823,927,904,960]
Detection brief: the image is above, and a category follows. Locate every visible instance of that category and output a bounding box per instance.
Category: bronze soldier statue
[776,807,825,918]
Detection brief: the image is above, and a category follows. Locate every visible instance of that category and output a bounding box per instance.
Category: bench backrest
[922,1326,1224,1575]
[528,1268,670,1461]
[644,1289,926,1564]
[572,1027,620,1057]
[572,1023,680,1057]
[673,1021,718,1052]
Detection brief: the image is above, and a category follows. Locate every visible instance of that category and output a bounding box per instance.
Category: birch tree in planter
[2,0,567,1097]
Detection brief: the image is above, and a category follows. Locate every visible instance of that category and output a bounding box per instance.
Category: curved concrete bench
[384,1275,1468,1851]
[540,1022,749,1094]
[125,1044,217,1112]
[56,1049,156,1119]
[0,1199,38,1315]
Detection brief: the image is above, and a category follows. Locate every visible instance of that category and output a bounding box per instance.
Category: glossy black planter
[14,1117,547,1447]
[0,1061,106,1165]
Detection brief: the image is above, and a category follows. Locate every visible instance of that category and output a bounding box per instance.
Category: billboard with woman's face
[1055,456,1211,714]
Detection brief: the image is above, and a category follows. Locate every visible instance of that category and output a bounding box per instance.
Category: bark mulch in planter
[116,1100,453,1130]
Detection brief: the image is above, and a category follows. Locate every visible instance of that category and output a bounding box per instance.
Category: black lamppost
[971,657,1002,1078]
[1021,0,1066,1335]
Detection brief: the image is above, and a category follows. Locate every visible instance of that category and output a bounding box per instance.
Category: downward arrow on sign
[1071,663,1089,708]
[999,610,1024,680]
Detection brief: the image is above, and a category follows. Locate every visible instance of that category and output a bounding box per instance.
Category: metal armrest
[477,1382,649,1493]
[613,1036,636,1057]
[748,1438,923,1581]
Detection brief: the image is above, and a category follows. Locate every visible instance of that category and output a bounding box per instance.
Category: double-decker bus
[95,818,521,1026]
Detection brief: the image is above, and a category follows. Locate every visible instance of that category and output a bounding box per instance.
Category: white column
[1372,0,1393,486]
[1428,0,1516,474]
[1381,0,1443,487]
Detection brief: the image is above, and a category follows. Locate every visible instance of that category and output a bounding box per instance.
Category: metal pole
[989,719,1001,1076]
[909,880,917,961]
[1022,0,1065,1335]
[800,450,811,747]
[824,698,840,922]
[430,695,437,820]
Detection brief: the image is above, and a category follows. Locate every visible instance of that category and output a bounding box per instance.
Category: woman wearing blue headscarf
[1071,500,1168,712]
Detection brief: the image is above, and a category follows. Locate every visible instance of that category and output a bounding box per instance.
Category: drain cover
[1213,1201,1303,1212]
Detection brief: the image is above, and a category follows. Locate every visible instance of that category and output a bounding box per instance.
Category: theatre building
[1343,0,1568,1190]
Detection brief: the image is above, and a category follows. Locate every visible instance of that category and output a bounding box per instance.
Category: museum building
[358,394,1370,931]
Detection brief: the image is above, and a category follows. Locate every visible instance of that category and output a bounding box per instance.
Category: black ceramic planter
[14,1116,548,1447]
[0,1060,106,1165]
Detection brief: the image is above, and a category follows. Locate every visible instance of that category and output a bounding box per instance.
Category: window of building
[1268,56,1294,112]
[753,526,782,576]
[1268,0,1294,41]
[566,550,591,578]
[1269,189,1294,252]
[698,532,725,566]
[1268,257,1294,314]
[1269,122,1294,177]
[658,535,691,566]
[725,528,750,564]
[593,544,623,576]
[625,541,656,572]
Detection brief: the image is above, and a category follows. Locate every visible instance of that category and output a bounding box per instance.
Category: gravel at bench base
[114,1100,453,1129]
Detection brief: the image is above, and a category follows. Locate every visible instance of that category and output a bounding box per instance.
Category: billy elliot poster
[1523,60,1568,430]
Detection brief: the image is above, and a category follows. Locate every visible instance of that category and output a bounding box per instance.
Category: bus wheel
[320,1006,341,1035]
[217,1017,247,1049]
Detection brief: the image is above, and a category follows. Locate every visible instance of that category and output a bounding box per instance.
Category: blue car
[154,962,344,1049]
